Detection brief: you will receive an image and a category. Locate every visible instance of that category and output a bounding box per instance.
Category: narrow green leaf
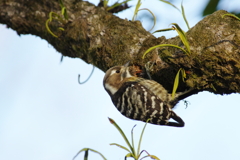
[48,12,53,21]
[132,0,142,21]
[131,125,136,156]
[203,0,219,16]
[171,23,190,54]
[108,117,115,124]
[45,19,58,38]
[181,1,190,30]
[138,8,156,31]
[110,143,131,153]
[49,12,61,21]
[211,83,217,92]
[152,28,174,34]
[171,23,186,36]
[61,7,68,20]
[107,0,132,11]
[61,7,65,16]
[148,155,160,160]
[58,27,65,31]
[125,153,134,159]
[158,0,180,12]
[142,44,188,59]
[172,68,181,99]
[222,13,240,21]
[73,148,107,160]
[46,11,65,38]
[180,68,186,82]
[108,118,135,155]
[137,119,150,157]
[58,0,64,7]
[103,0,109,8]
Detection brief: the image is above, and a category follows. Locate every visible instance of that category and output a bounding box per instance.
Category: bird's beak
[124,61,130,67]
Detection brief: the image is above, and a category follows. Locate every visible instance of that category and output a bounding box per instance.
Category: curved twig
[78,65,95,84]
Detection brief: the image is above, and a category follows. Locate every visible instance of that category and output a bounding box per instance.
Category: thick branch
[1,0,240,95]
[0,0,157,70]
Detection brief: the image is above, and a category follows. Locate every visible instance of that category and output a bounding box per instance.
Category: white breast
[104,83,118,95]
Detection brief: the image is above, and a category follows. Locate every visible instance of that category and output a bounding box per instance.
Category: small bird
[103,62,189,127]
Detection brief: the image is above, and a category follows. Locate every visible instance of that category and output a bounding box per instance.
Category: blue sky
[0,0,240,160]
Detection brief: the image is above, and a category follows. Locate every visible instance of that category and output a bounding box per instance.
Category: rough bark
[1,0,240,96]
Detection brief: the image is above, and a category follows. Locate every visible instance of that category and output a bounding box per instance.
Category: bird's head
[103,62,133,96]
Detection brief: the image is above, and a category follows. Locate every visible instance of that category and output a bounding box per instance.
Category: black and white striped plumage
[103,63,185,127]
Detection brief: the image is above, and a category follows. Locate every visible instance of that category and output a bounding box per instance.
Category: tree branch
[1,0,240,95]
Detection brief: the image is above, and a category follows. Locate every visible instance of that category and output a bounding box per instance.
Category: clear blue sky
[0,0,240,160]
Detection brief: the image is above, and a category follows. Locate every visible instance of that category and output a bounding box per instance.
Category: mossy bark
[1,0,240,95]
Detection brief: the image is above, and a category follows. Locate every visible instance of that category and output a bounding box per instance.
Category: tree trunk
[1,0,240,96]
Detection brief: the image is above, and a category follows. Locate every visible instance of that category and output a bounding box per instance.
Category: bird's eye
[116,70,120,73]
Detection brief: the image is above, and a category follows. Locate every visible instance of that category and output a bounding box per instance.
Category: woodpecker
[103,62,188,127]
